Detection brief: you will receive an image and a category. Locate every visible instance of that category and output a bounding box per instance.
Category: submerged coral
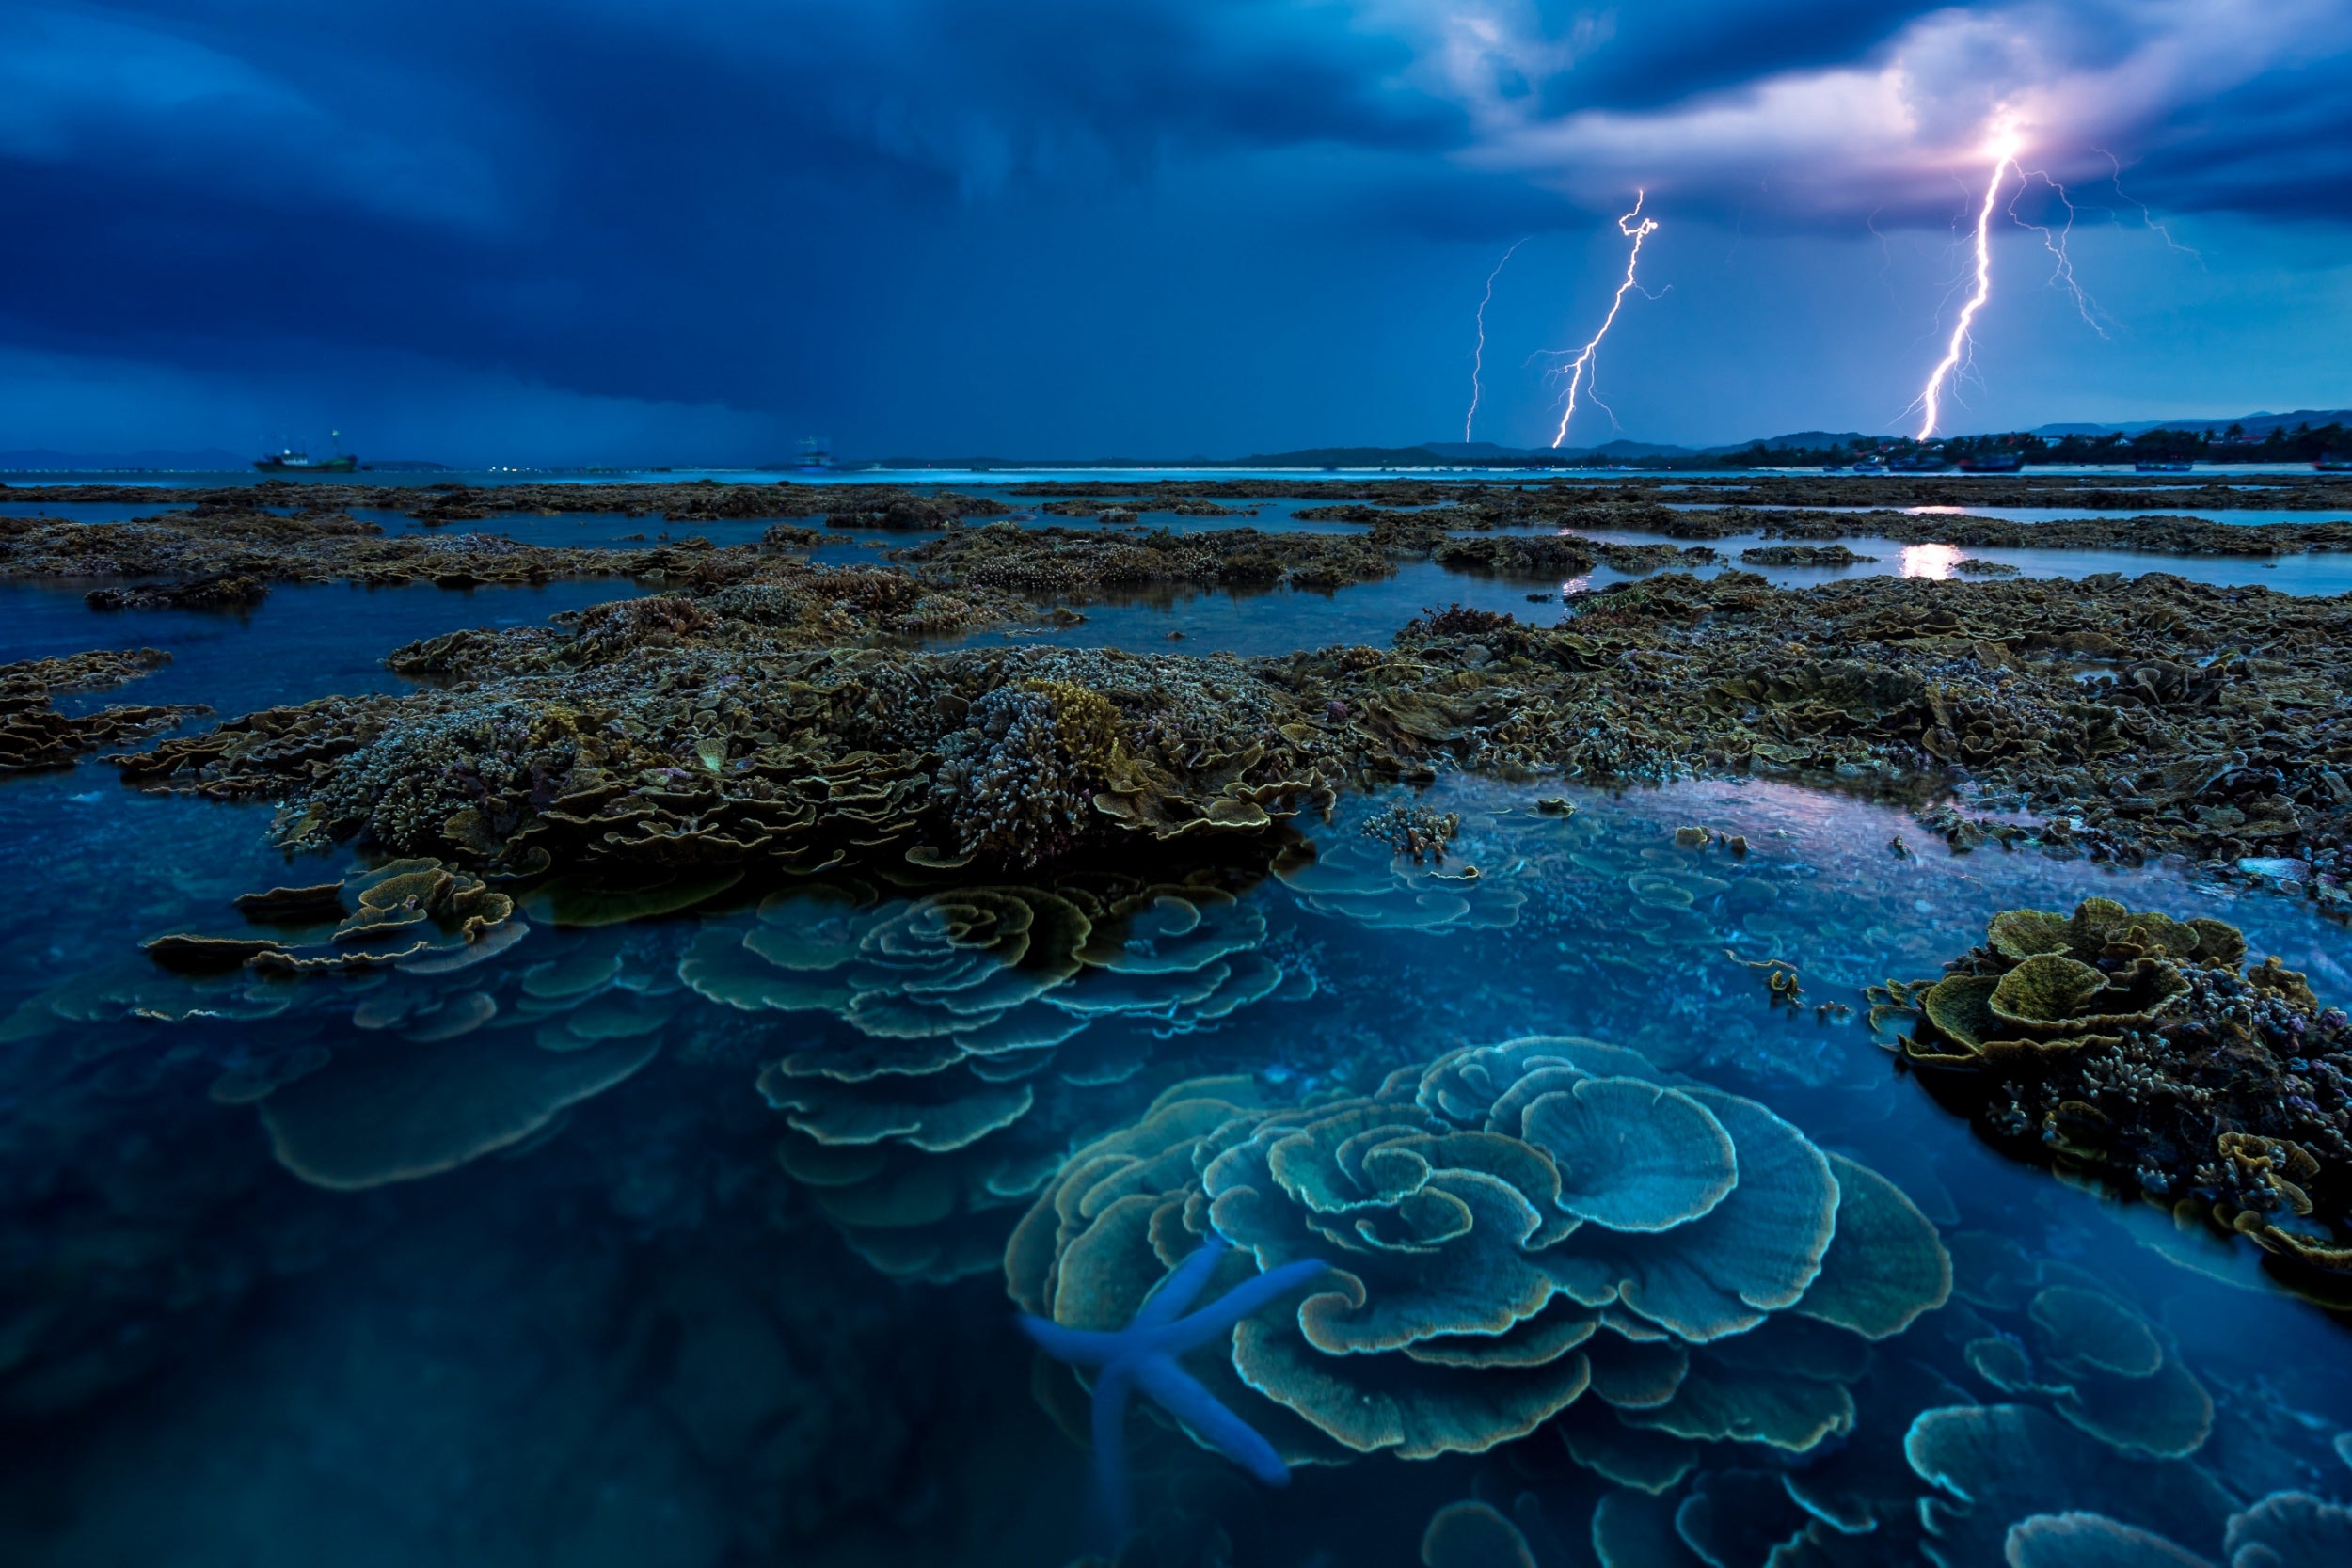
[1275,813,1528,933]
[1900,899,2352,1276]
[1006,1037,1949,1513]
[687,874,1306,1279]
[1019,1236,1330,1544]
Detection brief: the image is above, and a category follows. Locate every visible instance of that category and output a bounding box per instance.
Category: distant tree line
[1607,420,2351,470]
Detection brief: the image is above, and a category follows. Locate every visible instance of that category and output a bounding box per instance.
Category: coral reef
[1018,1236,1330,1543]
[1739,545,1879,568]
[1359,801,1461,860]
[108,565,2352,902]
[891,515,1579,597]
[135,856,522,976]
[1006,1037,1949,1490]
[0,507,781,594]
[116,642,1341,879]
[683,872,1308,1279]
[1274,803,1529,933]
[0,646,201,771]
[1898,899,2352,1276]
[85,574,270,611]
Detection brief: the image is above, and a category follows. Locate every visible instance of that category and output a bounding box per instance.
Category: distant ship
[2134,459,2194,473]
[796,436,833,471]
[255,430,358,473]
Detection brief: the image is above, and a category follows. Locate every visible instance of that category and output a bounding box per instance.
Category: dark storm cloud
[1,1,2345,457]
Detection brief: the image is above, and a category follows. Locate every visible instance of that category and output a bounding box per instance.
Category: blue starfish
[1018,1238,1329,1545]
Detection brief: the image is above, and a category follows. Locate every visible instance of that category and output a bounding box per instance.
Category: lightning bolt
[1914,128,2020,441]
[2007,166,2109,336]
[1465,236,1529,443]
[1549,193,1660,450]
[2096,149,2201,261]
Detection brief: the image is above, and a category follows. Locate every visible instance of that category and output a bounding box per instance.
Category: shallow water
[1666,502,2352,527]
[940,562,1600,657]
[1566,529,2352,597]
[7,498,2352,1568]
[0,578,647,714]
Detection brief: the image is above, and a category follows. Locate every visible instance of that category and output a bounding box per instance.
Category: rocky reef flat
[92,556,2352,921]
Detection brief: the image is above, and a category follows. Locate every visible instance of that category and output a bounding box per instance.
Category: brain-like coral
[1006,1035,1948,1479]
[1899,898,2352,1277]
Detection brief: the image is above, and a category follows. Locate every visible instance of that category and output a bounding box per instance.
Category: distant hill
[2024,409,2352,439]
[1422,438,1695,461]
[1702,431,1868,455]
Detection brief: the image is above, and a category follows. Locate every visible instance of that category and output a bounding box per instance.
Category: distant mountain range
[2023,409,2352,439]
[10,407,2345,476]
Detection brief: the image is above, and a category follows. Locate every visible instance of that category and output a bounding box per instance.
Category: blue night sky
[3,2,2348,464]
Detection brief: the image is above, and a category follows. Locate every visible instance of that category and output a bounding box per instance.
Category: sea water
[2,496,2350,1567]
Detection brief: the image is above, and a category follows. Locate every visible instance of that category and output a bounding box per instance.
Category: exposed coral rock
[0,646,200,771]
[1739,545,1879,568]
[86,540,2352,896]
[85,574,269,610]
[1900,899,2352,1277]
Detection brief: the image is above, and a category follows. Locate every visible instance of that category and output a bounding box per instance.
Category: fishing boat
[2134,459,2194,473]
[2314,455,2352,472]
[255,430,358,473]
[1958,451,2024,473]
[1849,458,1889,474]
[1888,455,1953,473]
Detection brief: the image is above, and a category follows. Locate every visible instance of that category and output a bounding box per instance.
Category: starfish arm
[1015,1314,1126,1368]
[1130,1355,1290,1488]
[1149,1258,1332,1354]
[1130,1238,1228,1329]
[1090,1363,1136,1546]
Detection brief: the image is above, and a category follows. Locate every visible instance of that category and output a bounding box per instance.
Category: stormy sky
[3,1,2347,463]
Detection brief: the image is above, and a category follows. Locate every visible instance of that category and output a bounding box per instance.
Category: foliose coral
[1899,899,2352,1276]
[0,646,199,771]
[686,874,1306,1280]
[1006,1036,1947,1492]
